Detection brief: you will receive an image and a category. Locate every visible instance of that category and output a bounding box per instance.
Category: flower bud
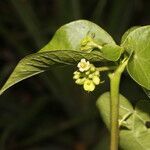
[88,74,94,79]
[90,65,96,72]
[80,36,95,52]
[81,36,93,46]
[75,78,86,85]
[92,76,100,85]
[73,74,80,80]
[73,71,80,75]
[75,79,82,85]
[85,71,90,75]
[94,71,100,76]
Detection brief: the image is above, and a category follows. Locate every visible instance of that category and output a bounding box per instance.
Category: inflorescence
[73,59,102,92]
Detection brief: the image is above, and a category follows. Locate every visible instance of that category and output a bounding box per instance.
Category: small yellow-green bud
[88,74,94,79]
[94,70,100,76]
[75,78,86,85]
[90,65,96,72]
[73,71,80,75]
[73,74,80,80]
[85,71,90,75]
[83,79,95,92]
[80,36,95,52]
[81,36,93,46]
[80,36,102,52]
[75,79,82,85]
[92,76,100,85]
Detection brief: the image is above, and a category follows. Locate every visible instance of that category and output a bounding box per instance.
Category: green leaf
[0,51,104,95]
[40,20,115,52]
[0,20,115,95]
[121,26,150,90]
[120,99,150,150]
[96,92,133,129]
[120,130,150,150]
[96,92,150,150]
[121,26,141,44]
[135,99,150,123]
[100,43,123,61]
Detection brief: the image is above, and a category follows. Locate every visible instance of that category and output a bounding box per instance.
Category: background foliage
[0,0,150,150]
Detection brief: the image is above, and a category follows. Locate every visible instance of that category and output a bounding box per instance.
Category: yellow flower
[83,79,95,92]
[77,59,90,72]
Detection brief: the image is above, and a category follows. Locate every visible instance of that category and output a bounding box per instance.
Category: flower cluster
[80,36,102,52]
[73,59,101,92]
[80,36,95,52]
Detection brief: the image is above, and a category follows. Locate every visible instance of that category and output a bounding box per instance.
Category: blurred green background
[0,0,150,150]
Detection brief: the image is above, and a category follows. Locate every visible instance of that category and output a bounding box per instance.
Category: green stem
[109,58,128,150]
[91,41,103,49]
[97,66,117,72]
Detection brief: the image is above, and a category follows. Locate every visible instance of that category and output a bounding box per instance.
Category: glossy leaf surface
[121,26,140,44]
[40,20,115,52]
[121,26,150,90]
[0,20,115,95]
[101,43,123,61]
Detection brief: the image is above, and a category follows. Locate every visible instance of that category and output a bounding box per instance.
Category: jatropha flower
[77,59,90,72]
[83,79,95,92]
[73,59,102,92]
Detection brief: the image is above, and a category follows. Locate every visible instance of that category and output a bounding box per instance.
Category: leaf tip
[0,83,10,96]
[0,88,4,96]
